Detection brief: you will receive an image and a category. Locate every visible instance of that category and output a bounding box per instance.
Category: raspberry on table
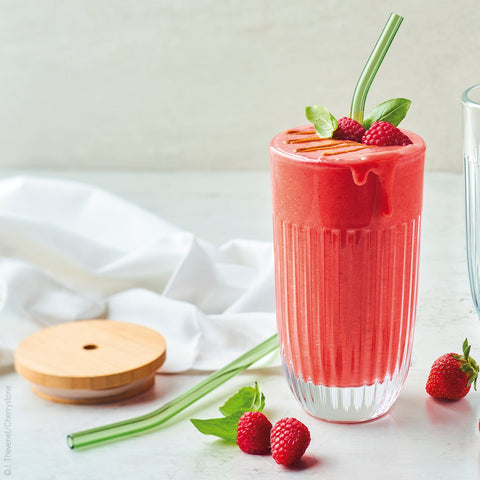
[236,411,272,455]
[362,120,412,146]
[333,116,366,143]
[270,417,310,466]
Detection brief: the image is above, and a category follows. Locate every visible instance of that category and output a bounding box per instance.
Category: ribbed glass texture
[273,219,421,422]
[270,127,425,422]
[463,84,480,317]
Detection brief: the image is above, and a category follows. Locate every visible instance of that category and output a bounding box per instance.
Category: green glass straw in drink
[350,13,403,123]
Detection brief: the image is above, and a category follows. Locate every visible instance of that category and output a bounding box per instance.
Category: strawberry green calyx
[453,338,479,389]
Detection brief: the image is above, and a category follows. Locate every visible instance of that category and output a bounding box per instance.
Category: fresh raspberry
[236,411,272,455]
[426,339,478,400]
[333,117,365,143]
[362,121,412,146]
[270,417,310,466]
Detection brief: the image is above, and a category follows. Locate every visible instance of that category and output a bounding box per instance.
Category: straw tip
[389,12,404,22]
[66,435,75,449]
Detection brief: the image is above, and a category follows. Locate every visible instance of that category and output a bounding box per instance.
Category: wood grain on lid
[14,320,166,391]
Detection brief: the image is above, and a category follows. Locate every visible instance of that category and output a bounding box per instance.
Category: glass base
[283,362,407,423]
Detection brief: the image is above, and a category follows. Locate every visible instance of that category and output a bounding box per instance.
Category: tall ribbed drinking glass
[270,127,425,422]
[463,84,480,317]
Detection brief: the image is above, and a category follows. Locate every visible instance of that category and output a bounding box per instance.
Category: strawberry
[426,338,479,400]
[333,117,366,143]
[270,417,310,466]
[236,411,272,455]
[362,120,412,146]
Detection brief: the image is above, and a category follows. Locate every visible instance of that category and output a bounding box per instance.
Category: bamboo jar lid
[14,320,166,404]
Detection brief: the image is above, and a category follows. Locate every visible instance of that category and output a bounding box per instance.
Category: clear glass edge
[462,83,480,108]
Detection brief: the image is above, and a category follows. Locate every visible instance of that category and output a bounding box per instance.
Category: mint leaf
[305,105,338,138]
[190,414,242,442]
[251,383,266,412]
[191,382,266,441]
[363,98,411,129]
[219,382,264,417]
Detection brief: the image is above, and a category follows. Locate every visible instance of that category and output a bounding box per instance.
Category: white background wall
[0,0,478,171]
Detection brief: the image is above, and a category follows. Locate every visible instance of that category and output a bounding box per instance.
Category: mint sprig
[362,98,411,129]
[190,414,243,442]
[191,382,265,442]
[305,14,407,138]
[305,105,338,138]
[305,98,411,138]
[219,382,265,416]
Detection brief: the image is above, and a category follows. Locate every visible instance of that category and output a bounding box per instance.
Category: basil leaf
[219,382,264,417]
[190,414,242,442]
[305,105,338,138]
[363,98,411,129]
[191,382,266,441]
[251,383,265,412]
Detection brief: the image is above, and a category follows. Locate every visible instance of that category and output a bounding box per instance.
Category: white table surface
[0,170,478,480]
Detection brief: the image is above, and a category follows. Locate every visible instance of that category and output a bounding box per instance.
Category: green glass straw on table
[67,334,279,450]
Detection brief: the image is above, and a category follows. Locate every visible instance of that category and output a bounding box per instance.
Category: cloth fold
[0,176,277,372]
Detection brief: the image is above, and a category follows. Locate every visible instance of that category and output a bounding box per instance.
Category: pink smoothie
[270,126,425,388]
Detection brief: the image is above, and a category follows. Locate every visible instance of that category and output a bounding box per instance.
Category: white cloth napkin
[0,176,277,372]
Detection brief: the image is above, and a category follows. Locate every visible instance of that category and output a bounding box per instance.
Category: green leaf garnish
[454,338,479,390]
[305,105,338,138]
[190,414,242,442]
[191,382,265,442]
[362,98,411,129]
[219,382,265,417]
